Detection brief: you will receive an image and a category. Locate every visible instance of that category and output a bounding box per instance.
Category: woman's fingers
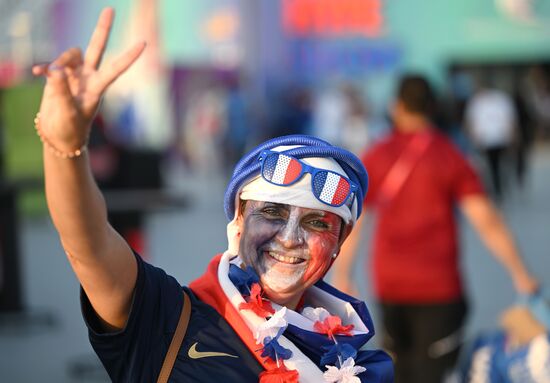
[84,7,114,69]
[32,45,82,77]
[52,47,83,70]
[95,41,146,92]
[32,64,49,76]
[35,8,141,120]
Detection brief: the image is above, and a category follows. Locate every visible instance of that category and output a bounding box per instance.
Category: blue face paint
[238,200,343,307]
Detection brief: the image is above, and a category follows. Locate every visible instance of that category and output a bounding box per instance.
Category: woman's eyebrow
[308,209,327,216]
[264,202,290,210]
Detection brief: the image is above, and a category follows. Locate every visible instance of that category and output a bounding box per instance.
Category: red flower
[259,364,299,383]
[314,315,354,338]
[238,283,275,318]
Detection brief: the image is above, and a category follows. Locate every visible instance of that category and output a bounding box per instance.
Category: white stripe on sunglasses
[272,154,292,184]
[319,172,342,204]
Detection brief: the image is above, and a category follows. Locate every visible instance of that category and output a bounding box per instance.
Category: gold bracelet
[34,112,88,159]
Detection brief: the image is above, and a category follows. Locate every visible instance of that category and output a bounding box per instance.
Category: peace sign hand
[33,8,145,152]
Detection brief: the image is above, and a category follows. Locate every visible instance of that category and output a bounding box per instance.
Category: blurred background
[0,0,549,381]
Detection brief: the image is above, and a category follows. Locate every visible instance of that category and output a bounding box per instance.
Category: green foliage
[1,80,46,215]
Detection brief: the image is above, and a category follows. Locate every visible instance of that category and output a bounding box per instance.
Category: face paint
[238,200,343,308]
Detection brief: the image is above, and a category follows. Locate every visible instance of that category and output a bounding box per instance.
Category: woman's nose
[276,216,304,248]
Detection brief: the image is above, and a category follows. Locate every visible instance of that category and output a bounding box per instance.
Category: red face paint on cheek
[302,232,338,284]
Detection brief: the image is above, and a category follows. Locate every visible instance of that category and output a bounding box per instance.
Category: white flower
[254,307,288,342]
[323,357,367,383]
[302,306,331,322]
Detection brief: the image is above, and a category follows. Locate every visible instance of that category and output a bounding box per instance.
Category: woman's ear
[235,199,247,231]
[329,223,353,268]
[235,215,244,234]
[227,199,247,255]
[337,222,354,249]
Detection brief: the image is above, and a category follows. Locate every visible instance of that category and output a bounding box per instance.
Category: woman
[33,8,392,382]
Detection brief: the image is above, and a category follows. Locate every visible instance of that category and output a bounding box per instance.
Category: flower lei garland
[229,265,366,383]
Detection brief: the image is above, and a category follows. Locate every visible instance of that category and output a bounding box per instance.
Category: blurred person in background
[31,8,393,382]
[464,77,518,201]
[313,82,370,157]
[511,81,534,189]
[523,65,550,141]
[88,114,156,256]
[271,85,313,139]
[183,79,227,175]
[339,84,370,157]
[221,76,251,176]
[332,74,538,383]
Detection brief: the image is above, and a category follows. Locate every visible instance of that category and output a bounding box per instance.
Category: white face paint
[237,201,343,308]
[261,266,306,293]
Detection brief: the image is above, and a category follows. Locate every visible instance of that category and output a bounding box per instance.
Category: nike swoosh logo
[187,342,239,359]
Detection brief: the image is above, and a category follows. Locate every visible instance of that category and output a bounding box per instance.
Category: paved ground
[1,144,550,382]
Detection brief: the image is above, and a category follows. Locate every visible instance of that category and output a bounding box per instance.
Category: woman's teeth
[268,252,304,264]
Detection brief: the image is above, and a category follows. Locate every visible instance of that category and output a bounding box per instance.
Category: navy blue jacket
[82,255,263,382]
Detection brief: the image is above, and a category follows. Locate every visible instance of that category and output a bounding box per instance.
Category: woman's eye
[308,219,329,229]
[262,208,282,217]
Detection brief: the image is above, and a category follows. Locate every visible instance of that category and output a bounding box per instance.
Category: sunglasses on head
[258,150,357,208]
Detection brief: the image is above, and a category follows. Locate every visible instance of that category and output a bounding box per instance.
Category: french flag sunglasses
[258,150,357,207]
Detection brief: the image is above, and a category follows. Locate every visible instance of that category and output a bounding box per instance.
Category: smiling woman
[186,136,392,382]
[237,201,344,309]
[34,7,393,383]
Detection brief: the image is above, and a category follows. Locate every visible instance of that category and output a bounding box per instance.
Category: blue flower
[229,264,260,295]
[260,329,293,361]
[320,343,357,367]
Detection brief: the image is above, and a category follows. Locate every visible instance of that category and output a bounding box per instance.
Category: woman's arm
[35,8,145,330]
[460,194,538,295]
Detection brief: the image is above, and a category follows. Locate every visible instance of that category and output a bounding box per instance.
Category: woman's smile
[264,250,307,265]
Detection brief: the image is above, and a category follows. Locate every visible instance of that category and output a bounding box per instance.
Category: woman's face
[237,200,346,308]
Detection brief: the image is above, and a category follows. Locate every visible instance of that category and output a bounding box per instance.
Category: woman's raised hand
[32,7,145,152]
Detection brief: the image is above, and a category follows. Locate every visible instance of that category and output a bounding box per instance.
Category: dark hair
[397,74,436,118]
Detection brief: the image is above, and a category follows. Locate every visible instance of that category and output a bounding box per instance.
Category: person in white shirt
[465,85,518,200]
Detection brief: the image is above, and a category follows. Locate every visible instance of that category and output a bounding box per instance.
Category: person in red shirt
[332,75,538,383]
